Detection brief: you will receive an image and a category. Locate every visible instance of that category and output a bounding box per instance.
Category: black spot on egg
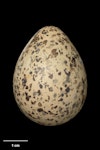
[39,84,43,89]
[58,72,61,75]
[37,108,43,112]
[58,98,63,101]
[65,87,70,93]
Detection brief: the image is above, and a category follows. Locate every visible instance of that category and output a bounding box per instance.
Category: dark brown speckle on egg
[37,108,43,112]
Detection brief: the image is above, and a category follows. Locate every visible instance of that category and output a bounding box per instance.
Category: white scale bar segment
[3,140,28,142]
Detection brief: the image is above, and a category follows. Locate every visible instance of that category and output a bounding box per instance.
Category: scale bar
[3,140,28,142]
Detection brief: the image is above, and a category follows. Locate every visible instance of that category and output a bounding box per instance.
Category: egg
[13,26,87,126]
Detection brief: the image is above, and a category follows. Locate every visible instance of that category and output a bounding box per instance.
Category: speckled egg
[13,26,87,126]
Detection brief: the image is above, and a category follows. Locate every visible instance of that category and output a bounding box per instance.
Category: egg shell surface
[13,26,87,126]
